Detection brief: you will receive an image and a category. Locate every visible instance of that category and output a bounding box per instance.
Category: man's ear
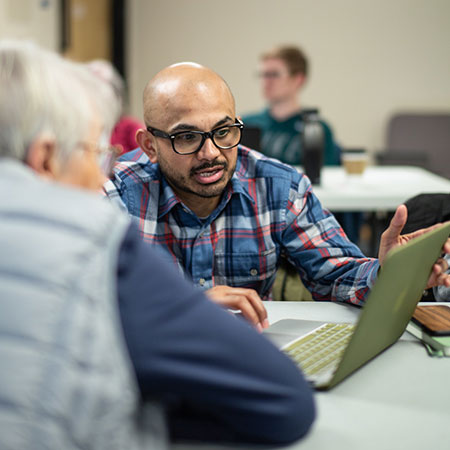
[296,73,307,90]
[136,129,158,163]
[25,135,60,178]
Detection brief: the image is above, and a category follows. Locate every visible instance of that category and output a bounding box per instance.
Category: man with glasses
[104,62,450,331]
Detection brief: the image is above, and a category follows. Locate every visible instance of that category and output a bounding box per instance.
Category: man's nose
[196,136,221,160]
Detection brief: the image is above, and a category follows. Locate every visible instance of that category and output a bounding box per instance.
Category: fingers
[205,286,269,331]
[443,237,450,255]
[383,205,408,241]
[379,210,448,268]
[426,271,450,290]
[237,288,269,329]
[224,287,268,330]
[426,258,450,289]
[234,296,266,332]
[406,222,443,240]
[378,205,408,266]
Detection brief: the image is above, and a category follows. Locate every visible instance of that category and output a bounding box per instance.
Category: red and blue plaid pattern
[104,146,379,303]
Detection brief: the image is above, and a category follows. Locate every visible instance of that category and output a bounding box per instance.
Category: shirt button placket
[193,226,211,289]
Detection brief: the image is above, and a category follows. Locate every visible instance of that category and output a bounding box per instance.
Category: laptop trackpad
[263,319,326,348]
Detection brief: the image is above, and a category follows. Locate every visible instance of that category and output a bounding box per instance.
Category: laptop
[264,221,450,390]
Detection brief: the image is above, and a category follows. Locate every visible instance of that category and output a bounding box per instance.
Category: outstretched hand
[378,204,450,289]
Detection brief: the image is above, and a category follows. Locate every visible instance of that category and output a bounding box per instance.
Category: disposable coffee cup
[342,148,368,175]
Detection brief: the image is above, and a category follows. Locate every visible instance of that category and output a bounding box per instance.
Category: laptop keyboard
[283,323,355,378]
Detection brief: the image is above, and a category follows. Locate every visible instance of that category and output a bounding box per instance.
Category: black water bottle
[302,109,324,185]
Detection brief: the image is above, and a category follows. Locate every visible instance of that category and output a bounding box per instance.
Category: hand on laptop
[206,286,269,332]
[379,204,450,289]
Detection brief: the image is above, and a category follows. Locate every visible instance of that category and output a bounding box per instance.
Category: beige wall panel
[127,0,450,156]
[0,0,60,51]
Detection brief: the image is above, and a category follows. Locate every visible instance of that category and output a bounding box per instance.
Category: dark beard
[160,158,236,199]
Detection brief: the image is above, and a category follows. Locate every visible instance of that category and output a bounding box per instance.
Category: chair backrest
[403,193,450,234]
[379,113,450,179]
[240,125,261,151]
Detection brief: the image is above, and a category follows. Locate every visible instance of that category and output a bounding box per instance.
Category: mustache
[190,160,227,176]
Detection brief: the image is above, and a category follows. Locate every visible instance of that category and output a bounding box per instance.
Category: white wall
[127,0,450,155]
[0,0,60,51]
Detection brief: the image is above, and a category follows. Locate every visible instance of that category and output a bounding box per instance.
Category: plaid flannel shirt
[104,146,379,304]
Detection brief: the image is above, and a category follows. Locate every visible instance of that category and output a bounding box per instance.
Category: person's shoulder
[241,109,270,127]
[234,148,312,203]
[318,117,335,136]
[113,148,159,184]
[298,109,333,134]
[236,146,303,181]
[118,147,146,163]
[26,167,130,235]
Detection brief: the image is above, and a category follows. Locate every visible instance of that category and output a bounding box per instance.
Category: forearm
[283,180,379,305]
[145,295,315,444]
[288,249,379,305]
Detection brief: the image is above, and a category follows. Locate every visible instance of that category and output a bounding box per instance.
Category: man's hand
[205,286,269,332]
[379,204,450,289]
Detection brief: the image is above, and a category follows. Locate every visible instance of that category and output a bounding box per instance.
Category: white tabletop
[300,166,450,212]
[174,301,450,450]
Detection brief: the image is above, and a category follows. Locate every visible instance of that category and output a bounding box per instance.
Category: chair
[403,193,450,234]
[240,126,261,151]
[403,192,450,301]
[272,258,312,301]
[377,112,450,179]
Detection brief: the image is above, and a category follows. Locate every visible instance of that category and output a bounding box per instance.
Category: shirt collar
[157,153,255,220]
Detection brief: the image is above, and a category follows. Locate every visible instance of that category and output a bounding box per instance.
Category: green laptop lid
[326,221,450,390]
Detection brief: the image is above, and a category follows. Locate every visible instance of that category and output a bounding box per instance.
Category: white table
[302,166,450,212]
[174,301,450,450]
[302,165,450,256]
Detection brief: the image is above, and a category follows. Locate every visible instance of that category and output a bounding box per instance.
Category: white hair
[75,60,122,140]
[86,59,126,117]
[0,40,94,162]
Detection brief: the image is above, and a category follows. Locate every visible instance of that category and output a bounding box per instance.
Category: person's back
[0,160,166,450]
[0,39,166,450]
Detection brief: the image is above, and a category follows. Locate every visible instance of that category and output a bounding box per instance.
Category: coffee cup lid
[343,148,366,154]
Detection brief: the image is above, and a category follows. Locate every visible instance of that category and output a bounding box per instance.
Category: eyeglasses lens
[97,148,117,177]
[212,126,240,148]
[174,132,203,154]
[173,126,241,154]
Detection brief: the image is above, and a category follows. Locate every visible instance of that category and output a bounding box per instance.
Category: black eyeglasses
[257,70,285,79]
[147,118,244,155]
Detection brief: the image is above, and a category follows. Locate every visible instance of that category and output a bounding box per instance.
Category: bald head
[143,63,235,127]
